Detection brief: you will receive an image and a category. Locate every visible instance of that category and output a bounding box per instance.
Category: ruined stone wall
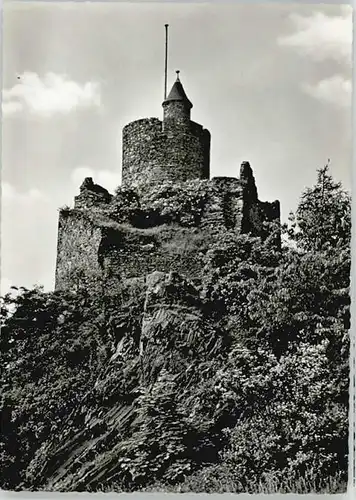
[201,177,244,230]
[74,177,112,211]
[121,118,210,191]
[55,210,104,291]
[198,172,279,235]
[239,161,280,235]
[100,224,207,291]
[56,163,280,294]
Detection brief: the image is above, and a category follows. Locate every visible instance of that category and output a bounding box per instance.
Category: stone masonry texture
[163,100,191,131]
[55,78,280,293]
[55,162,280,294]
[55,209,104,292]
[121,118,210,191]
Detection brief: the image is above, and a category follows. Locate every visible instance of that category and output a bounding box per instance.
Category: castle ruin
[55,72,280,293]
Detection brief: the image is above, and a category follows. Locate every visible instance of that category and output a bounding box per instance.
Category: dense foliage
[0,166,351,493]
[0,288,111,489]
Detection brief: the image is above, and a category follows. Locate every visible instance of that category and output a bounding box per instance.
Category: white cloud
[278,7,352,109]
[2,72,101,117]
[277,6,352,64]
[303,75,351,108]
[2,100,24,115]
[70,166,120,195]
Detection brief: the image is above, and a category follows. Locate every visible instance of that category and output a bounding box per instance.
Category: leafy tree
[189,166,351,491]
[288,164,351,252]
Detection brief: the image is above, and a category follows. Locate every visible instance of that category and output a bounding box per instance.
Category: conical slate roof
[163,72,193,109]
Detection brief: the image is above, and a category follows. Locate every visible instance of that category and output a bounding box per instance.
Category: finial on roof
[163,71,192,109]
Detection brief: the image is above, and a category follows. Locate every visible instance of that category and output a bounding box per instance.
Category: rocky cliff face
[27,271,231,491]
[3,165,349,494]
[43,162,280,491]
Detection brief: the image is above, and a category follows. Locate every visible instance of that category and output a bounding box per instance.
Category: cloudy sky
[1,0,352,294]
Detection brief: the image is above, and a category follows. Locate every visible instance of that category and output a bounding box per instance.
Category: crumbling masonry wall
[55,162,280,293]
[100,225,208,292]
[55,210,104,292]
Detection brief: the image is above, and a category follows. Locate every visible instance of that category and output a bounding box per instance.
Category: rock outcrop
[28,271,230,491]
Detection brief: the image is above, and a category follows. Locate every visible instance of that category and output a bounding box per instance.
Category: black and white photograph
[0,0,353,494]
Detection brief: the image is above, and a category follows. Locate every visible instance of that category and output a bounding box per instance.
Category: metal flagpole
[164,24,169,100]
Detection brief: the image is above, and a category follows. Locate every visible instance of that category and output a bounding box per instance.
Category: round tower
[162,70,192,132]
[121,72,210,191]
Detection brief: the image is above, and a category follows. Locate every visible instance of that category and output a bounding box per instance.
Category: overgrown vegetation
[110,180,212,228]
[0,288,111,489]
[0,166,350,493]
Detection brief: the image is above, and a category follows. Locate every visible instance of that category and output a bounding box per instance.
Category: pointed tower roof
[163,70,193,109]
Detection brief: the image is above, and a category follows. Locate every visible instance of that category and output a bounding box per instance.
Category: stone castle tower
[55,72,280,293]
[122,71,210,190]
